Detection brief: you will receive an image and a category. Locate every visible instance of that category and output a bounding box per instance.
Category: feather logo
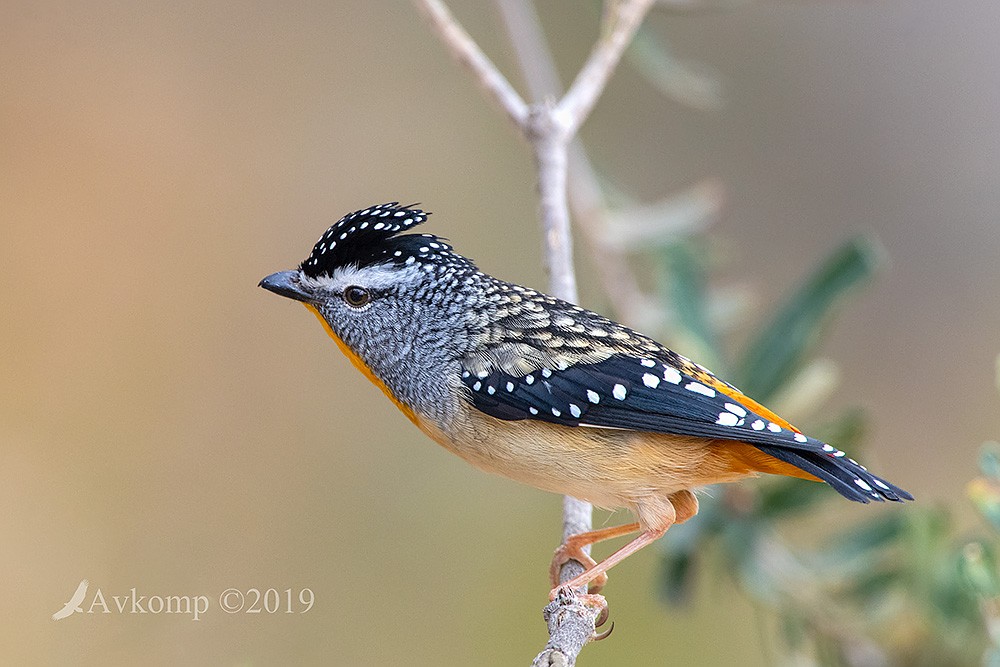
[52,579,88,620]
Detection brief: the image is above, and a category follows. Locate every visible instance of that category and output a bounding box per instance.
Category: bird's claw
[593,620,615,641]
[593,599,610,628]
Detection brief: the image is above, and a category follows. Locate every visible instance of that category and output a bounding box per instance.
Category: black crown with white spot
[300,203,469,277]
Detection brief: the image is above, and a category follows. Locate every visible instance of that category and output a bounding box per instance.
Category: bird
[259,202,912,603]
[52,579,89,620]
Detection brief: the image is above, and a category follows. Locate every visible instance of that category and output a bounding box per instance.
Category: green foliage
[647,231,999,665]
[626,22,724,111]
[734,237,881,403]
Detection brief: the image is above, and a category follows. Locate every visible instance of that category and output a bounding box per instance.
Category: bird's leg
[550,491,694,598]
[550,523,671,600]
[549,522,640,594]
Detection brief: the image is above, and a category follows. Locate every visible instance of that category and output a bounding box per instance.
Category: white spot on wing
[685,382,715,397]
[663,367,682,384]
[640,359,655,367]
[793,433,807,443]
[724,403,747,417]
[612,384,627,400]
[642,373,660,388]
[854,479,872,492]
[716,412,739,426]
[587,390,600,404]
[767,422,781,433]
[569,404,582,418]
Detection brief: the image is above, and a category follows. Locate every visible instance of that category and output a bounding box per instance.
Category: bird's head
[260,202,484,421]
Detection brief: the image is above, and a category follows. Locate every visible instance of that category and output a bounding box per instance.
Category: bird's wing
[461,350,910,504]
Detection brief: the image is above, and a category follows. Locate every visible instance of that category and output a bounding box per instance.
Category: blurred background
[3,0,1000,664]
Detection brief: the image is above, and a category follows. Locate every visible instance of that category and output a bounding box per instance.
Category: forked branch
[412,2,654,663]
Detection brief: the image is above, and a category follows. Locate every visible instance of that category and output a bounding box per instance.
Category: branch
[497,0,658,329]
[412,0,530,130]
[533,589,606,667]
[415,1,654,663]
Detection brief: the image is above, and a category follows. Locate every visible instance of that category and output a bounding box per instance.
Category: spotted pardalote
[260,202,911,598]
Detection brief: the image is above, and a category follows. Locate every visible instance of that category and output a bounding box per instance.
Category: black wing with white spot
[461,354,911,504]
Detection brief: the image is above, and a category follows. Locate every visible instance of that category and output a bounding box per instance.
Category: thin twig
[558,0,656,137]
[494,0,563,99]
[413,0,530,129]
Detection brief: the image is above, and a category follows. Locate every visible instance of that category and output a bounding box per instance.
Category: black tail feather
[755,445,912,504]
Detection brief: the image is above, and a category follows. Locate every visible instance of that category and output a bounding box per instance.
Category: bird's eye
[343,285,371,308]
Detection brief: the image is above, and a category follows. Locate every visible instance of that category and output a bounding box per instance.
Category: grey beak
[259,270,312,302]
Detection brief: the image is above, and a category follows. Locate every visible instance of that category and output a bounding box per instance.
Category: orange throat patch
[303,303,420,426]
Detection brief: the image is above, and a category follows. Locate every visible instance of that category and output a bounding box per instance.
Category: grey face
[262,260,480,425]
[258,203,493,426]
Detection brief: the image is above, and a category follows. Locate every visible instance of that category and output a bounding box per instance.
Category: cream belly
[416,401,761,516]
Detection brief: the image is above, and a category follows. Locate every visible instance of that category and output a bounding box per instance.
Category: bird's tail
[752,443,912,503]
[717,439,911,503]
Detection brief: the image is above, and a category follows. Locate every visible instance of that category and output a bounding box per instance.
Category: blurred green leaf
[736,237,882,402]
[657,548,697,606]
[930,547,986,630]
[627,24,723,111]
[959,541,1000,598]
[756,477,831,519]
[817,512,905,568]
[841,564,904,604]
[779,614,809,652]
[660,239,720,367]
[602,179,724,252]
